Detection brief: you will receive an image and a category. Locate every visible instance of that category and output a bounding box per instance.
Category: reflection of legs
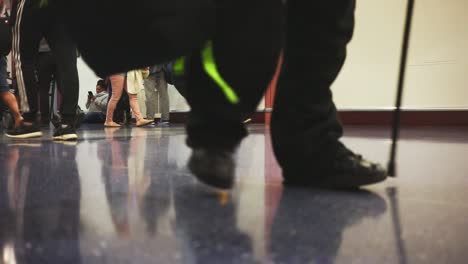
[144,75,157,119]
[106,74,124,124]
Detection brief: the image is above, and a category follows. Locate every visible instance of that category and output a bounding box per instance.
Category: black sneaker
[53,124,78,141]
[6,122,43,139]
[283,141,387,189]
[188,148,235,189]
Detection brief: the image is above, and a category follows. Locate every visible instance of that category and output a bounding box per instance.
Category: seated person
[83,79,108,123]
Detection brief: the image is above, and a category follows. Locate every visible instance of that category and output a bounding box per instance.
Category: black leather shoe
[188,148,235,189]
[283,142,387,189]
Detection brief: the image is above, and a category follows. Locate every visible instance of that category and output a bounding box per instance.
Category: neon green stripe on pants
[202,41,240,104]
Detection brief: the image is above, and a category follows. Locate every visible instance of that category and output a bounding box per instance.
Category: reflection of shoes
[53,124,78,141]
[188,148,235,189]
[136,119,154,127]
[104,122,121,127]
[283,141,387,189]
[6,122,43,139]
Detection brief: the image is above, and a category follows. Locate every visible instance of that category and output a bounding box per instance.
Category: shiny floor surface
[1,124,468,264]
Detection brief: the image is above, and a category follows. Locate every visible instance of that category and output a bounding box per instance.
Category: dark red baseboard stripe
[338,110,468,126]
[167,110,468,126]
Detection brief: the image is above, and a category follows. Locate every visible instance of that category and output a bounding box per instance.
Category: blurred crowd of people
[0,0,185,140]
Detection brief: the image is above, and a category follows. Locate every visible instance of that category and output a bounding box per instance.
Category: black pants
[186,0,354,168]
[185,0,283,150]
[36,51,57,122]
[12,0,79,124]
[56,0,353,178]
[271,0,355,175]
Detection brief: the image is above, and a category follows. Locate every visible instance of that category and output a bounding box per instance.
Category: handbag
[0,10,11,56]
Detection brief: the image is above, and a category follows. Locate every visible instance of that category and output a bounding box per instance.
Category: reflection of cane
[388,0,415,177]
[387,187,408,264]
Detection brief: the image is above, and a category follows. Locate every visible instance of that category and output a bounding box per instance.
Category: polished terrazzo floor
[0,124,467,264]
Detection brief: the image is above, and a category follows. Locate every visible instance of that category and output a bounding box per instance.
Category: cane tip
[387,161,397,177]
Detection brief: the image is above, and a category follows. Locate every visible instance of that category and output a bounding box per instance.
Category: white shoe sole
[6,131,43,139]
[53,134,78,141]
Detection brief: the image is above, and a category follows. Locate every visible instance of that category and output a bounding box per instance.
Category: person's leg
[0,57,21,125]
[156,71,170,122]
[128,93,143,121]
[185,0,282,188]
[128,92,153,127]
[105,74,125,126]
[11,0,44,123]
[143,74,157,120]
[45,18,79,127]
[271,0,386,188]
[44,16,79,140]
[7,0,45,138]
[37,51,56,124]
[0,92,23,127]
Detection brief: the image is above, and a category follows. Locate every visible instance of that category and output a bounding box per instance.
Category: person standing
[144,64,170,126]
[2,56,41,138]
[105,71,153,128]
[36,38,57,126]
[10,0,80,140]
[187,0,387,189]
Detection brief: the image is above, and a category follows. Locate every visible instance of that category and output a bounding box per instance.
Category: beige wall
[334,0,468,109]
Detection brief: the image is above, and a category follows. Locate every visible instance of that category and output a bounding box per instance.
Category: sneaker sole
[53,134,78,141]
[5,131,43,139]
[283,171,387,189]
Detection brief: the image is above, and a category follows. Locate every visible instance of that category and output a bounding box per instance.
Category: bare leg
[105,74,124,126]
[128,92,153,127]
[1,92,24,127]
[128,93,143,121]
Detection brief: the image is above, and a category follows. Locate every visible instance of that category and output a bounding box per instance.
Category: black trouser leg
[45,20,79,125]
[12,0,45,122]
[37,52,56,121]
[271,0,355,176]
[185,0,282,151]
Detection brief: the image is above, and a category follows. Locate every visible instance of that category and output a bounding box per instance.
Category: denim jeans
[0,56,9,93]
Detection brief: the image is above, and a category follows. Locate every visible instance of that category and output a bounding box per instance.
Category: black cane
[388,0,415,177]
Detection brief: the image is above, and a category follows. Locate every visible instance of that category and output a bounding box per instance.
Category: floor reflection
[0,125,467,263]
[269,188,387,264]
[0,142,81,264]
